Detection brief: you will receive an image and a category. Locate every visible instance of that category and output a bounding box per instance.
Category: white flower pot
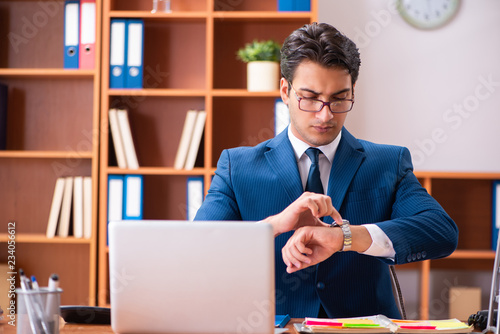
[246,61,280,92]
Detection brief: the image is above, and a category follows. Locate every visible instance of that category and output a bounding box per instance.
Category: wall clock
[397,0,461,30]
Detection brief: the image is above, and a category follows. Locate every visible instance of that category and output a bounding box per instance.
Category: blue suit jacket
[195,127,458,318]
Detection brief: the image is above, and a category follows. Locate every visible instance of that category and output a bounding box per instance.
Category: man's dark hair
[280,22,361,86]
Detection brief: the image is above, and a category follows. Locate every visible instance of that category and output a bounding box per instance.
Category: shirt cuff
[361,224,396,260]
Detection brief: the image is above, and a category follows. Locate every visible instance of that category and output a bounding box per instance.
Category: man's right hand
[264,192,343,237]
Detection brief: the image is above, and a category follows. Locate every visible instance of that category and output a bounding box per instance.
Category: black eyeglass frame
[289,82,355,114]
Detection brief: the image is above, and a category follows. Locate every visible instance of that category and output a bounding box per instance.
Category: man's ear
[280,78,290,105]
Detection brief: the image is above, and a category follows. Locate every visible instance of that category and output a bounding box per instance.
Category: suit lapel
[265,130,303,202]
[325,128,366,223]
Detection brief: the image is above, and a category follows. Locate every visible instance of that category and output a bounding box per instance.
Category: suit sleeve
[377,147,459,265]
[194,149,242,221]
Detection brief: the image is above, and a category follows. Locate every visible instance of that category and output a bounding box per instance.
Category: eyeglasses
[289,83,354,113]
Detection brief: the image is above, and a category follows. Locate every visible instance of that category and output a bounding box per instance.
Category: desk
[0,319,302,333]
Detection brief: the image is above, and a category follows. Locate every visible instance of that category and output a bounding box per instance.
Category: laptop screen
[108,220,275,334]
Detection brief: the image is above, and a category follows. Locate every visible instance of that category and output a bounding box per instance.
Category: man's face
[280,61,354,147]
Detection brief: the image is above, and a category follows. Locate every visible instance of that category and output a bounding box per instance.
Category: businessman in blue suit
[195,22,458,319]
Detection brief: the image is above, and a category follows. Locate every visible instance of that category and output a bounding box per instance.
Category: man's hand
[282,226,343,273]
[264,192,343,237]
[282,224,373,273]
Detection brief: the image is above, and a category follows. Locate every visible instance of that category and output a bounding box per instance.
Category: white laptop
[108,220,275,334]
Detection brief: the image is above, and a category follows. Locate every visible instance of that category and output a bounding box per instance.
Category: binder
[274,98,289,136]
[64,0,80,69]
[278,0,294,11]
[184,110,206,170]
[174,110,199,170]
[125,19,144,88]
[108,175,124,244]
[108,108,128,168]
[46,178,66,238]
[187,176,204,221]
[79,0,96,69]
[82,176,92,239]
[116,109,139,169]
[493,181,500,250]
[295,0,311,11]
[110,19,127,88]
[58,176,74,237]
[123,175,143,220]
[73,176,84,238]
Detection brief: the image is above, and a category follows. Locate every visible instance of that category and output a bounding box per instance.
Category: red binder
[79,0,96,69]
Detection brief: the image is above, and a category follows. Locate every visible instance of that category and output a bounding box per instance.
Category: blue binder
[125,19,144,89]
[295,0,311,11]
[493,181,500,250]
[64,0,80,69]
[107,174,124,245]
[109,19,127,88]
[274,98,289,136]
[123,174,144,220]
[186,176,204,221]
[278,0,294,11]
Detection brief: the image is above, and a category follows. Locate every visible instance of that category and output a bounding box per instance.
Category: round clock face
[397,0,461,30]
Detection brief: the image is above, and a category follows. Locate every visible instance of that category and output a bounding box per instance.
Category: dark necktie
[305,147,324,194]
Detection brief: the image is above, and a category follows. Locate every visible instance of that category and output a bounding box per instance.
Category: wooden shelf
[109,10,207,19]
[212,11,313,20]
[447,249,496,260]
[0,151,93,159]
[0,0,102,306]
[107,88,207,97]
[0,233,92,244]
[212,89,280,97]
[0,68,96,78]
[107,167,208,175]
[415,171,500,180]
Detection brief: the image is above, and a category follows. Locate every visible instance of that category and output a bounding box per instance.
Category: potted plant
[236,40,281,92]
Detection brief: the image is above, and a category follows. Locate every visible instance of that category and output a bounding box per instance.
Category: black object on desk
[60,306,111,325]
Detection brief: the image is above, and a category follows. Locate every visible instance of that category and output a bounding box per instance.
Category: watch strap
[331,219,352,251]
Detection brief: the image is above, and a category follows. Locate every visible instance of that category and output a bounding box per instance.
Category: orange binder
[79,0,96,69]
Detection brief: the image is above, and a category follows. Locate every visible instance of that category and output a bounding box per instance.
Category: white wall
[319,0,500,172]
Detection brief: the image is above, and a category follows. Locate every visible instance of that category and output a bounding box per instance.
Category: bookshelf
[97,0,497,321]
[0,0,101,305]
[98,0,317,306]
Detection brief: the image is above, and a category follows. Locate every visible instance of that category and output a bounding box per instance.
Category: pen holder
[16,287,63,334]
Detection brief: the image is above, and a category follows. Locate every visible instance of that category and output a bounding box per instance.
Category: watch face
[397,0,461,30]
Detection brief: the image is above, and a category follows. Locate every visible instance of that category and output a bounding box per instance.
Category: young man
[195,22,458,319]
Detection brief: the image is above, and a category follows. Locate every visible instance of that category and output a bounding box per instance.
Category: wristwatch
[331,219,352,251]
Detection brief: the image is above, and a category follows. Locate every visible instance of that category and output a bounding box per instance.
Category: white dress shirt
[287,126,396,259]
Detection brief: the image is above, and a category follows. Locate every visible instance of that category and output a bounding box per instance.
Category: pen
[31,276,51,334]
[19,269,41,334]
[45,273,60,332]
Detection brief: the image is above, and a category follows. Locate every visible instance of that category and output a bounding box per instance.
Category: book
[186,176,204,221]
[83,176,92,239]
[493,181,500,250]
[107,175,124,245]
[173,110,199,170]
[294,316,472,334]
[109,108,128,169]
[73,176,84,238]
[116,109,139,169]
[184,110,206,170]
[275,98,289,136]
[58,176,74,238]
[46,177,66,238]
[123,174,143,220]
[275,314,291,328]
[0,83,7,150]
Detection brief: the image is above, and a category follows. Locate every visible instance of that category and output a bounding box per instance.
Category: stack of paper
[294,315,472,334]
